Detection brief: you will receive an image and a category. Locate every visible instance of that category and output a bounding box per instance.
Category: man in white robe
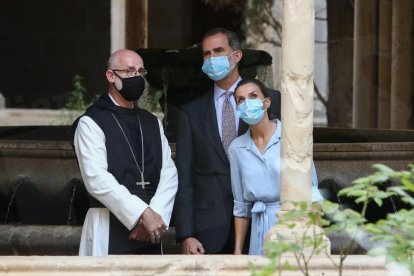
[72,49,178,256]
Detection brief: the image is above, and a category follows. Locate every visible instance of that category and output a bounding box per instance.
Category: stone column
[110,0,126,53]
[279,0,314,210]
[110,0,148,53]
[264,0,330,256]
[390,0,414,129]
[353,0,378,128]
[377,0,392,129]
[0,92,5,109]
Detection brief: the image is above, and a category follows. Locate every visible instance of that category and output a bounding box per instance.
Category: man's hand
[181,237,205,255]
[140,207,167,244]
[129,220,150,242]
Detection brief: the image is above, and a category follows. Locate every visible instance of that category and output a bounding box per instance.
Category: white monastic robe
[74,96,177,256]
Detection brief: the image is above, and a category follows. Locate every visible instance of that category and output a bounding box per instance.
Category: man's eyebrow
[125,65,144,70]
[212,47,225,52]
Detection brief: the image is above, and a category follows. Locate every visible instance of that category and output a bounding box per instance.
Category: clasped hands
[128,207,166,244]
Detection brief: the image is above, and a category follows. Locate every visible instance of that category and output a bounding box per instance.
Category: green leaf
[287,223,296,229]
[373,197,383,207]
[372,164,395,174]
[401,178,414,191]
[299,201,308,210]
[347,190,366,197]
[321,201,339,214]
[355,196,367,203]
[370,174,389,184]
[368,247,387,257]
[352,177,370,185]
[365,224,384,234]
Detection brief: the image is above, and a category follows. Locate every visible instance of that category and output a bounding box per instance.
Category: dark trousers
[216,220,250,254]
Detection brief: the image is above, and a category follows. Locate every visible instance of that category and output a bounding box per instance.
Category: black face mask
[114,73,145,101]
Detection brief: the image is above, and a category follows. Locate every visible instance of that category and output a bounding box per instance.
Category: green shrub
[254,164,414,275]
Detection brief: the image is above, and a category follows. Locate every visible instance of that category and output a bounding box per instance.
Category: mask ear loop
[227,51,236,58]
[111,70,124,91]
[227,51,237,72]
[228,50,242,72]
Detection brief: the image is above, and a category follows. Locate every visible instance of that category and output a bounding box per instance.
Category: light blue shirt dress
[228,120,324,255]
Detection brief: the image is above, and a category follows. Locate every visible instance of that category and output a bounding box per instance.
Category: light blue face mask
[237,98,267,125]
[201,52,236,81]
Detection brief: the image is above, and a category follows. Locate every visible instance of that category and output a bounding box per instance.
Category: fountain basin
[0,126,413,255]
[0,225,81,255]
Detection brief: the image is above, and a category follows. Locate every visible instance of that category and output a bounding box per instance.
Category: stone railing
[0,255,391,275]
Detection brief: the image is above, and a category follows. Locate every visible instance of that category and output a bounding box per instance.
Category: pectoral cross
[137,172,150,189]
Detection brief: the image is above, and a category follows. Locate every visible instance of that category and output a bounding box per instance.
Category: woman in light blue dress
[228,79,323,256]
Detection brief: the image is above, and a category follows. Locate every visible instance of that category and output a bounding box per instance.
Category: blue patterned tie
[221,91,237,156]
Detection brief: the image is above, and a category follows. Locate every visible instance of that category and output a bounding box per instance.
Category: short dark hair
[202,27,241,51]
[235,79,274,119]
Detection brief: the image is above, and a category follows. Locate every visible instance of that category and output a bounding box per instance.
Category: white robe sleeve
[74,116,148,230]
[148,119,178,227]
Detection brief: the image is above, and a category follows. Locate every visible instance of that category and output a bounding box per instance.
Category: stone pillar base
[264,211,331,257]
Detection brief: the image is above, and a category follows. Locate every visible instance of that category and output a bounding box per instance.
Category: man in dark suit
[173,27,281,254]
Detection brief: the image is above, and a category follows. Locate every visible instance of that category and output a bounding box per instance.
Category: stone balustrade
[0,255,391,275]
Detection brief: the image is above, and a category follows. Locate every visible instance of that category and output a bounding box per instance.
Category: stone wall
[0,0,110,109]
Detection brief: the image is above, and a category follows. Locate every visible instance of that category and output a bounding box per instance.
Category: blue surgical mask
[201,52,236,81]
[237,99,267,125]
